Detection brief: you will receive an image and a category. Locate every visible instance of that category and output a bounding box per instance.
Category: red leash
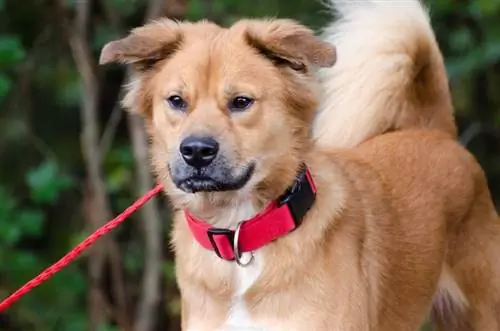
[0,184,164,313]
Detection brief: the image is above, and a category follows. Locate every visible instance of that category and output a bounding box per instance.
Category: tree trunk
[131,1,169,330]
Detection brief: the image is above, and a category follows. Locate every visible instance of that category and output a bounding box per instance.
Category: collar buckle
[206,228,235,260]
[277,167,317,228]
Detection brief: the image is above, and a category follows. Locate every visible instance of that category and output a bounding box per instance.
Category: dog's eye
[228,96,254,112]
[166,95,188,111]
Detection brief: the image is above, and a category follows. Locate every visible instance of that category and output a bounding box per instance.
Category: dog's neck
[205,195,259,229]
[179,189,261,229]
[179,166,303,229]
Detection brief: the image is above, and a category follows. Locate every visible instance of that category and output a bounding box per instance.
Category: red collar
[184,167,317,261]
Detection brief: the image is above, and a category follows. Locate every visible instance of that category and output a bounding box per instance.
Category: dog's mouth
[173,162,255,193]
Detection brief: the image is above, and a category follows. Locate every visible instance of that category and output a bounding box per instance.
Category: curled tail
[313,0,457,148]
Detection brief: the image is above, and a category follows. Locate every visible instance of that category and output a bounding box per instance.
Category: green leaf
[107,166,131,193]
[0,224,22,245]
[69,230,89,247]
[26,161,58,202]
[186,0,205,21]
[431,0,455,13]
[0,35,26,66]
[123,247,142,273]
[0,192,44,245]
[26,160,74,204]
[449,27,473,52]
[109,0,139,16]
[163,261,177,282]
[54,63,81,107]
[0,72,11,100]
[447,40,500,78]
[64,0,77,9]
[2,250,39,275]
[0,186,17,214]
[57,78,81,107]
[98,323,120,331]
[61,314,86,331]
[0,188,18,240]
[473,0,500,16]
[16,209,45,237]
[93,24,121,51]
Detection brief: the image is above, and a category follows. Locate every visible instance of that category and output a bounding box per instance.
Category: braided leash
[0,184,164,312]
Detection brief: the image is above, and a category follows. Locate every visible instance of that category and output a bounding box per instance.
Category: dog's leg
[430,265,472,331]
[432,190,500,330]
[432,262,500,330]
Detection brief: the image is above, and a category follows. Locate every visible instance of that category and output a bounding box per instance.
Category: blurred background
[0,0,498,330]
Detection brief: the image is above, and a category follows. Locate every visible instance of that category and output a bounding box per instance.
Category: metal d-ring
[233,221,254,267]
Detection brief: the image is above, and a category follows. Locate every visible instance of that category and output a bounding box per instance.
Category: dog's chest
[186,201,279,330]
[186,251,268,331]
[218,202,266,330]
[219,252,265,330]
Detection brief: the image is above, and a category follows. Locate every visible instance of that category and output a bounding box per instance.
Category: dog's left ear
[241,19,336,72]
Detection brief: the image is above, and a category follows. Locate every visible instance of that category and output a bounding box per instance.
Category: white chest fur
[186,200,268,331]
[217,200,265,330]
[220,252,264,330]
[186,254,266,331]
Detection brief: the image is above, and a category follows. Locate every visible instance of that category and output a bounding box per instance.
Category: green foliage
[53,62,82,107]
[0,187,44,245]
[0,35,25,66]
[0,34,25,100]
[0,158,82,330]
[26,160,74,204]
[0,72,10,99]
[472,0,500,16]
[447,41,500,78]
[105,146,134,194]
[107,0,141,17]
[98,324,121,331]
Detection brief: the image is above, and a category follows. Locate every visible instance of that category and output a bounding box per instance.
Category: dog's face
[100,19,335,213]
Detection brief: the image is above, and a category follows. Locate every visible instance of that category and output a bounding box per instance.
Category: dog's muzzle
[169,135,255,193]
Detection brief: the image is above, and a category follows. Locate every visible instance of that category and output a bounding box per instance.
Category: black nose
[179,136,219,168]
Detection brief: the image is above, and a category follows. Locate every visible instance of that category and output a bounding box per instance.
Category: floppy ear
[99,20,183,114]
[99,20,183,70]
[242,19,336,72]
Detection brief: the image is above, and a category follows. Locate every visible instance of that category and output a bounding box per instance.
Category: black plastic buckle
[277,166,316,227]
[207,228,235,260]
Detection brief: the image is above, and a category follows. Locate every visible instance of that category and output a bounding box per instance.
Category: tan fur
[100,0,500,330]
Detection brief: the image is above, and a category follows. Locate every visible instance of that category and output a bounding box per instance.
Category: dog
[99,0,500,330]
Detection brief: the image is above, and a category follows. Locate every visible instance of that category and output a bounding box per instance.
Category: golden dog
[100,0,500,330]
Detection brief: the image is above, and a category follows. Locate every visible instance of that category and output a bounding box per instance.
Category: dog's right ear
[99,20,183,71]
[99,20,183,115]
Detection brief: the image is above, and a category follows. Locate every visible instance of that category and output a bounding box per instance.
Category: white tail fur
[313,0,456,148]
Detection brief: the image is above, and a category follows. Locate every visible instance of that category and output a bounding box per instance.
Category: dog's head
[100,19,335,217]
